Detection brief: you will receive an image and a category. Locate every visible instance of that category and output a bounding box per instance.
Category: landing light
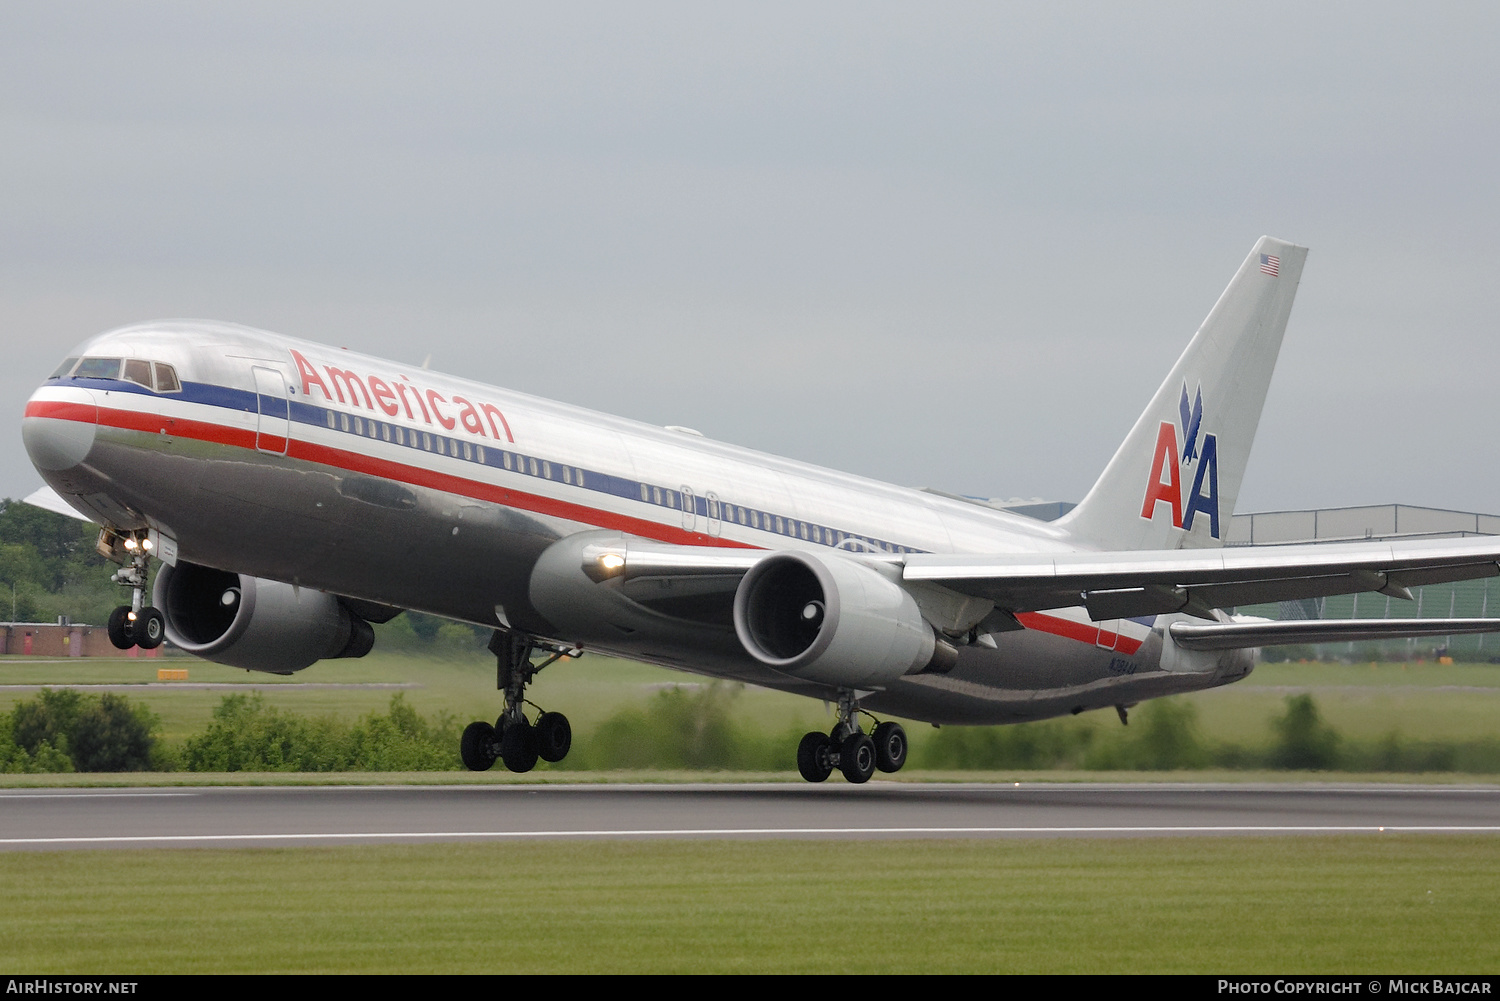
[141,538,153,551]
[123,538,137,551]
[599,554,625,572]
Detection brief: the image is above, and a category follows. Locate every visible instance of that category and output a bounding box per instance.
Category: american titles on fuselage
[289,349,515,444]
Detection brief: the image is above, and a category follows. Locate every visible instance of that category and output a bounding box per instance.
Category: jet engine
[153,561,375,674]
[733,551,956,687]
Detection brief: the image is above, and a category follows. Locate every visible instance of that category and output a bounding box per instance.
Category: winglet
[1056,236,1307,551]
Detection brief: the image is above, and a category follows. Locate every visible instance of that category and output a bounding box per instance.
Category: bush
[6,688,157,772]
[919,718,1096,770]
[572,683,788,770]
[1270,694,1341,769]
[182,693,462,771]
[69,694,157,771]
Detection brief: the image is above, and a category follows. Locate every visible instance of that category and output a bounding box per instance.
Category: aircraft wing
[902,536,1500,620]
[1166,617,1500,651]
[593,534,1500,626]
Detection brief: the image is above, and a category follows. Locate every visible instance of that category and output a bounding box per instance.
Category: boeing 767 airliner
[21,237,1500,781]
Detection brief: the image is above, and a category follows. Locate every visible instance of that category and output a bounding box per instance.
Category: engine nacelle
[733,551,954,687]
[153,561,375,674]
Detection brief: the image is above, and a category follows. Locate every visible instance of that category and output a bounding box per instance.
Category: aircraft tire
[461,721,497,772]
[106,606,134,650]
[535,711,572,763]
[501,717,540,773]
[797,731,834,782]
[872,721,907,773]
[839,733,876,784]
[136,607,166,650]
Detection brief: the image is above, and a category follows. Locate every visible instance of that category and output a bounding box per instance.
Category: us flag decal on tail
[1259,254,1280,276]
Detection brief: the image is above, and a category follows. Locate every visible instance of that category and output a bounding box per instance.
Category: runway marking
[0,792,195,799]
[4,825,1500,845]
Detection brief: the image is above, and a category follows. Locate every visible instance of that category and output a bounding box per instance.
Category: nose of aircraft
[22,386,98,472]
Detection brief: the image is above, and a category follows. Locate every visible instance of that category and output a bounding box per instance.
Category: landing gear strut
[101,529,164,651]
[796,690,908,784]
[460,629,580,773]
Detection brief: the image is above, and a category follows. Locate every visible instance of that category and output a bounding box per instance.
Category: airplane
[20,236,1500,782]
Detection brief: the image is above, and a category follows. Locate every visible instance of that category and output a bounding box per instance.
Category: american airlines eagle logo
[1140,382,1220,538]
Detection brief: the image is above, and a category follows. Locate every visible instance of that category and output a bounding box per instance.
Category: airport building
[0,619,163,658]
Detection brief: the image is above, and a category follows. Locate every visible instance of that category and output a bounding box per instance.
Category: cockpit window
[49,358,79,380]
[153,362,180,393]
[74,357,122,380]
[123,359,153,389]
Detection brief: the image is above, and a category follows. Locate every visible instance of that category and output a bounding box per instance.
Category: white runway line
[0,792,195,799]
[4,825,1500,845]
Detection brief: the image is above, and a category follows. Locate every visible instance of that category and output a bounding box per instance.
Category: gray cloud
[4,2,1497,514]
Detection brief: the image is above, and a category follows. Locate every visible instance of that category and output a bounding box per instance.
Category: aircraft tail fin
[1055,236,1307,551]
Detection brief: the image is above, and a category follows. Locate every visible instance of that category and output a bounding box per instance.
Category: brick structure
[0,622,162,658]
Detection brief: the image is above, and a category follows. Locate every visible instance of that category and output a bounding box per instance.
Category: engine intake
[154,561,375,674]
[733,551,954,687]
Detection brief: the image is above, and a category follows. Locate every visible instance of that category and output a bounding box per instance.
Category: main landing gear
[102,530,165,651]
[796,690,908,784]
[460,629,581,773]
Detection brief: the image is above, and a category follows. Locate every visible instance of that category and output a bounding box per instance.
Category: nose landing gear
[101,529,165,651]
[796,690,908,784]
[460,629,581,773]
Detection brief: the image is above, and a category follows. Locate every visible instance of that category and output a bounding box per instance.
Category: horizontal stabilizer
[1168,617,1500,651]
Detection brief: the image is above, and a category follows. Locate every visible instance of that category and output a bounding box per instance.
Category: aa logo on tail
[1140,383,1220,538]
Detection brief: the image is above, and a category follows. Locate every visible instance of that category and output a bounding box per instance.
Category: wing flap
[905,537,1500,619]
[1169,617,1500,651]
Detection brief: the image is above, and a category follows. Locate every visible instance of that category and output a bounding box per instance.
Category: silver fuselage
[22,321,1252,725]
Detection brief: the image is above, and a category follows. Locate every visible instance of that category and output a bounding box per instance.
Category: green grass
[0,649,830,745]
[6,652,1500,779]
[0,836,1494,973]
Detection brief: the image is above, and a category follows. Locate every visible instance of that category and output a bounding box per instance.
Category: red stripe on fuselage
[29,396,1149,653]
[26,397,753,550]
[1015,612,1144,656]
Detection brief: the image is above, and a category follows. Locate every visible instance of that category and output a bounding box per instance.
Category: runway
[2,782,1498,850]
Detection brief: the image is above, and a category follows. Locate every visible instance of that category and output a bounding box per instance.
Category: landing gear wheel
[106,606,134,650]
[135,607,165,650]
[797,731,834,783]
[535,712,572,763]
[461,721,498,772]
[839,733,877,784]
[872,721,908,773]
[500,717,539,773]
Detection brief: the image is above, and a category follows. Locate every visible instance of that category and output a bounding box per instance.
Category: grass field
[3,650,1498,764]
[1,836,1493,973]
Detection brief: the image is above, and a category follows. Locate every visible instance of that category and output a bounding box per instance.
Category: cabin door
[253,366,290,456]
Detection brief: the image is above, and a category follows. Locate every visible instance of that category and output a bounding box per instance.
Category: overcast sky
[4,2,1497,516]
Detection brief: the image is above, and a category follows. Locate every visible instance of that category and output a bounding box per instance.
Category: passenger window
[476,445,485,462]
[74,357,121,380]
[153,363,180,393]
